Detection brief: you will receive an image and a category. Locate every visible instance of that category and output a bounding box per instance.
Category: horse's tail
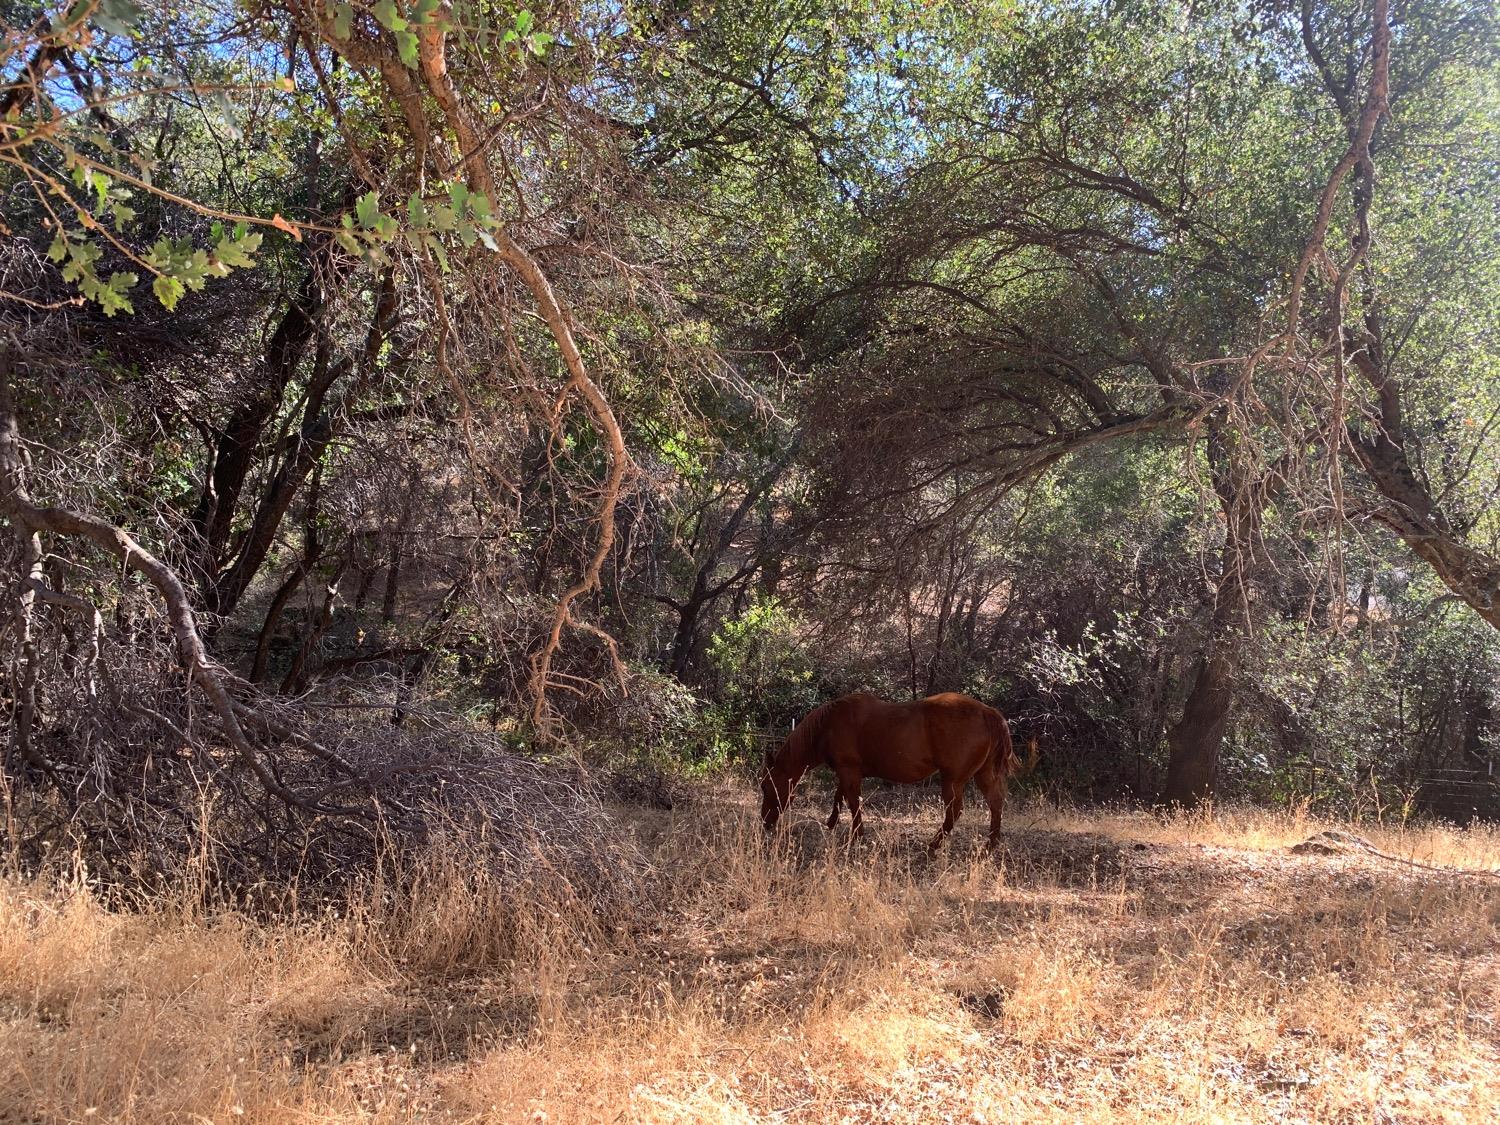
[1018,735,1041,776]
[985,708,1038,778]
[984,707,1017,776]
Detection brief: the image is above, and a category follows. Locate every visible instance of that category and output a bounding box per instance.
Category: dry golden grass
[2,793,1497,1123]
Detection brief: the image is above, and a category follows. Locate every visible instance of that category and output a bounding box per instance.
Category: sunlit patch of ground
[2,793,1496,1122]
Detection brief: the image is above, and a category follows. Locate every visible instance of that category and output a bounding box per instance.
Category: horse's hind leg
[826,789,842,829]
[975,757,1008,850]
[835,770,864,839]
[928,775,964,852]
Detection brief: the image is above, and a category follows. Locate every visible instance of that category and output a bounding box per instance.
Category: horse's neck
[782,714,824,776]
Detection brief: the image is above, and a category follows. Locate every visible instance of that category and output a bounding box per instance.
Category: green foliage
[4,0,569,313]
[707,598,820,756]
[2,0,1495,815]
[1221,584,1500,816]
[335,181,508,266]
[138,225,263,310]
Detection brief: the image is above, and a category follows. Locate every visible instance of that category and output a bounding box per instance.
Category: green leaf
[175,248,214,288]
[407,194,429,229]
[60,240,101,284]
[152,275,186,310]
[88,169,111,208]
[394,29,419,67]
[101,271,138,317]
[46,233,67,263]
[372,0,406,31]
[448,181,469,214]
[212,230,261,270]
[355,191,381,229]
[515,9,534,36]
[211,243,247,271]
[96,0,144,38]
[331,2,353,40]
[145,238,173,270]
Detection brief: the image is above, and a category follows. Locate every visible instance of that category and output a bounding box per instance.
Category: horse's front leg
[826,789,842,829]
[929,775,964,852]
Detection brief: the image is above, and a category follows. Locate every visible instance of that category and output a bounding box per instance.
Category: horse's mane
[775,701,834,772]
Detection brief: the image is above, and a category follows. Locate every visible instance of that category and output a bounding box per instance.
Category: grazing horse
[759,692,1035,851]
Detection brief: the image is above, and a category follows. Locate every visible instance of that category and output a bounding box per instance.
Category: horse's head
[759,746,793,830]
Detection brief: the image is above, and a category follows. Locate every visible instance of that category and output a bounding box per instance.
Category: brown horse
[759,692,1034,851]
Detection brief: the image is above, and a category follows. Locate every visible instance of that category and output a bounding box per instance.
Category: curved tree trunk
[1162,423,1269,807]
[1162,646,1236,806]
[1162,536,1250,808]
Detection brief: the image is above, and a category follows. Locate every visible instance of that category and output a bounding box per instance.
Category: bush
[706,598,822,761]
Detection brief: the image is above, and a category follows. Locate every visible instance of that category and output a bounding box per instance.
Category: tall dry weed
[0,797,1495,1123]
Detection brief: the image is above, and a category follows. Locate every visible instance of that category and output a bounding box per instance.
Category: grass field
[2,791,1497,1123]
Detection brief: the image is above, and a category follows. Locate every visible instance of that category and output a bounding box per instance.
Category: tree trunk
[250,465,326,683]
[662,453,791,678]
[667,592,710,677]
[281,564,347,695]
[209,272,397,619]
[250,559,312,684]
[191,271,321,579]
[1161,422,1268,806]
[1162,646,1235,805]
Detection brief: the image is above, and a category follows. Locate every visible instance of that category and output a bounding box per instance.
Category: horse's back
[823,691,996,782]
[919,691,995,717]
[916,692,998,747]
[830,692,925,741]
[832,691,995,734]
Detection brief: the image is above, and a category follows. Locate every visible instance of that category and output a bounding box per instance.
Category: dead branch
[1,342,373,818]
